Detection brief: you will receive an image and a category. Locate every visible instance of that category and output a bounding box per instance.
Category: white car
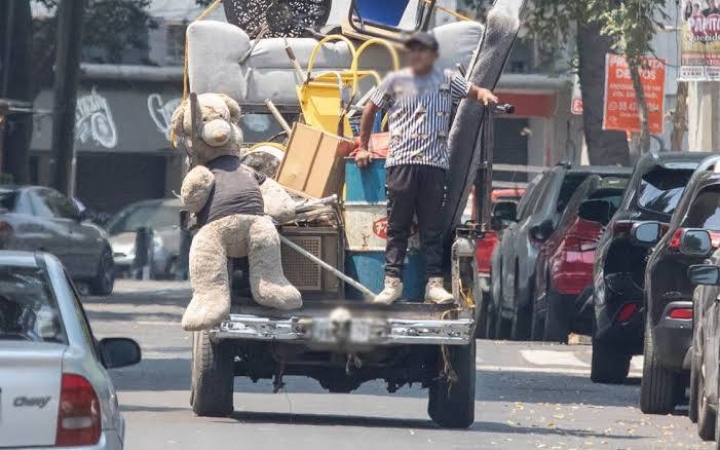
[0,250,140,448]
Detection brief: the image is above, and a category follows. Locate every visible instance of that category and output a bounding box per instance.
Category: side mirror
[578,199,613,225]
[98,338,141,369]
[491,201,518,223]
[688,265,720,286]
[680,229,713,257]
[530,219,554,242]
[631,221,662,246]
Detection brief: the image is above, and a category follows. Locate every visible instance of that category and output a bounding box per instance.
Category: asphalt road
[85,280,711,450]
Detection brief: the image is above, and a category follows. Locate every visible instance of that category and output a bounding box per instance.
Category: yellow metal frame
[297,35,399,137]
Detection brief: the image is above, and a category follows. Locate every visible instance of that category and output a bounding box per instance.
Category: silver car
[0,186,115,295]
[106,199,182,279]
[0,251,140,448]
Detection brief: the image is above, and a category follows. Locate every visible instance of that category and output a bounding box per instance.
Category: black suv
[489,163,631,341]
[633,158,720,414]
[591,152,716,385]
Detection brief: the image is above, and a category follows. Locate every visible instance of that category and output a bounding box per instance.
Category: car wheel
[697,355,717,441]
[690,351,700,424]
[89,248,115,296]
[640,319,678,415]
[427,340,476,429]
[544,289,569,344]
[165,257,179,280]
[591,337,631,384]
[530,300,545,341]
[190,330,234,417]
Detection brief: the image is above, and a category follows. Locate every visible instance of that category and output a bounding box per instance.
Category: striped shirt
[370,68,471,170]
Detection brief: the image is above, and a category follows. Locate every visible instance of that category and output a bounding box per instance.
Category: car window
[107,203,181,235]
[35,188,78,220]
[683,186,720,229]
[518,173,549,219]
[637,167,694,215]
[0,190,18,212]
[557,173,592,214]
[0,265,66,343]
[63,271,99,356]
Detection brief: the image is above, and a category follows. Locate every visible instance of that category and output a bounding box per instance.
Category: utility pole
[50,0,86,197]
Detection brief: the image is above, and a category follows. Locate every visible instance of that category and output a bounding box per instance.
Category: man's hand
[355,149,373,169]
[469,85,498,106]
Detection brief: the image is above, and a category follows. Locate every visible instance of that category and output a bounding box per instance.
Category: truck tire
[590,338,630,384]
[697,356,716,441]
[640,320,678,415]
[190,330,234,417]
[428,341,476,429]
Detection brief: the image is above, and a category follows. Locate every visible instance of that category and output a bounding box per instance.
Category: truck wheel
[697,357,716,441]
[190,330,234,417]
[640,320,678,415]
[428,341,476,429]
[590,338,630,384]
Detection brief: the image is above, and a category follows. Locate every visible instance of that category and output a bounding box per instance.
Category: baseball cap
[404,31,439,52]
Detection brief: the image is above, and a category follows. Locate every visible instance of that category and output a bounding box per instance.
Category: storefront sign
[603,54,666,134]
[679,0,720,81]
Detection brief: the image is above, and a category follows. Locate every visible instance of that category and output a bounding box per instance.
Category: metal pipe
[279,235,376,300]
[265,99,293,135]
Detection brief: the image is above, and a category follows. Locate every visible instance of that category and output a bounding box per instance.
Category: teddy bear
[171,92,302,331]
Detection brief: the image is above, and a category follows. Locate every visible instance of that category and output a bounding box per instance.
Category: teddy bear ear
[218,93,241,124]
[171,98,189,140]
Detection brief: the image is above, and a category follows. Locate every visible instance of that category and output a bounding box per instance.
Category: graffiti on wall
[75,87,118,149]
[148,93,183,141]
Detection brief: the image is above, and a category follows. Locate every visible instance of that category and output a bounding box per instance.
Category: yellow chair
[296,35,399,137]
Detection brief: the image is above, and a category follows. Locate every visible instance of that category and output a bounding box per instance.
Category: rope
[420,0,476,23]
[173,0,223,148]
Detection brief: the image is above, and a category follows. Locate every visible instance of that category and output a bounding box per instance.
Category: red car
[531,174,630,342]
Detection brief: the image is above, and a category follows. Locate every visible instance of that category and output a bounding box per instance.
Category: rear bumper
[9,430,123,450]
[211,301,475,347]
[652,301,693,372]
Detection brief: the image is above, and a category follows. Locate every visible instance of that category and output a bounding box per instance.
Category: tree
[0,0,155,183]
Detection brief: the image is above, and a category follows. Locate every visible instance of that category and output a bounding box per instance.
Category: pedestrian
[355,31,498,305]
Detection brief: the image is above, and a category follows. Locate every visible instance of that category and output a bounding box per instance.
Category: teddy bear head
[171,93,244,166]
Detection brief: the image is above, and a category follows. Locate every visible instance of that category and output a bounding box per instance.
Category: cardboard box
[277,123,354,199]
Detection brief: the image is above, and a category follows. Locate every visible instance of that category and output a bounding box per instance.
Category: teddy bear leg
[182,225,231,331]
[248,216,303,310]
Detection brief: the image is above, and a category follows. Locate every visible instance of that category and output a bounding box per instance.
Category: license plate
[311,320,335,343]
[350,321,370,343]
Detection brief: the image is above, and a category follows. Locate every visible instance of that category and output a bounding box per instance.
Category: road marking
[519,349,590,368]
[477,364,643,378]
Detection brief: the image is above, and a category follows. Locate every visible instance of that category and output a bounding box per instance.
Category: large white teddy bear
[172,93,302,331]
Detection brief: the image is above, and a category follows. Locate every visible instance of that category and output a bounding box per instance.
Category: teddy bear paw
[253,280,303,311]
[181,293,231,331]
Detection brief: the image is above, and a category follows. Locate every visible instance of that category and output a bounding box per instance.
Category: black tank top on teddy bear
[197,155,266,226]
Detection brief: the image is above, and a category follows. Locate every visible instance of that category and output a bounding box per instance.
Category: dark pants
[385,165,446,279]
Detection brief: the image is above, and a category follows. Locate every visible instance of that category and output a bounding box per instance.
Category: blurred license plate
[311,320,371,343]
[351,321,370,343]
[312,320,334,342]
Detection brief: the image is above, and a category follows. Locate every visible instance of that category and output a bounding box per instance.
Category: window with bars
[166,22,187,66]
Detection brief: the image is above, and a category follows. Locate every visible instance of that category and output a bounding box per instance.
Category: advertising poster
[679,0,720,80]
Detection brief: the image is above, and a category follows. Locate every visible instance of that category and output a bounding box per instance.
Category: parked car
[0,185,115,295]
[473,188,525,338]
[591,151,716,386]
[107,198,183,279]
[489,163,630,341]
[0,250,141,448]
[531,172,631,343]
[687,245,720,443]
[632,158,720,415]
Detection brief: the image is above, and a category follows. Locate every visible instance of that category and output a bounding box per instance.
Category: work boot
[425,277,454,305]
[374,277,403,305]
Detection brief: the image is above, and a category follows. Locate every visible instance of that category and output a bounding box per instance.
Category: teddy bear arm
[181,166,215,214]
[260,178,296,224]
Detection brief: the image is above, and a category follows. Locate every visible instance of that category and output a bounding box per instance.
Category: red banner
[602,54,666,134]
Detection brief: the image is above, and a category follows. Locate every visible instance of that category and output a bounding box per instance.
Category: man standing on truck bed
[355,31,498,305]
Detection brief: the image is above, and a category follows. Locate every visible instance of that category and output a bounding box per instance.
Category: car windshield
[0,265,65,343]
[106,202,181,235]
[637,167,695,215]
[683,186,720,229]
